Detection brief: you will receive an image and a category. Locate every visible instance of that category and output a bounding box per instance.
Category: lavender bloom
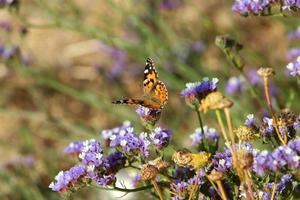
[102,122,150,157]
[283,0,300,10]
[190,126,219,146]
[286,57,300,76]
[49,165,86,192]
[104,151,126,174]
[180,77,218,101]
[64,141,84,155]
[211,150,232,172]
[160,0,182,10]
[271,146,299,170]
[245,114,256,127]
[253,150,272,176]
[288,27,300,40]
[276,174,293,194]
[288,137,300,153]
[232,0,273,15]
[260,117,274,136]
[94,174,116,187]
[149,127,172,149]
[79,139,104,167]
[287,48,300,61]
[136,106,161,125]
[247,69,262,86]
[225,76,246,95]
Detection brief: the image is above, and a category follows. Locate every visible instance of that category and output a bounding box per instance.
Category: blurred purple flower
[191,41,205,53]
[64,141,84,155]
[232,0,273,15]
[225,76,246,95]
[211,150,232,173]
[287,48,300,61]
[190,126,219,146]
[136,105,161,124]
[160,0,182,10]
[288,27,300,41]
[286,57,300,77]
[253,150,272,176]
[247,69,262,86]
[149,127,172,149]
[180,77,218,101]
[288,137,300,153]
[49,165,86,192]
[283,0,300,10]
[0,20,12,32]
[244,114,256,127]
[260,117,274,136]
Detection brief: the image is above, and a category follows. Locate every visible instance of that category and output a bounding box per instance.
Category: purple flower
[260,117,274,136]
[271,146,299,170]
[245,114,256,127]
[288,137,300,153]
[288,27,300,41]
[104,151,126,174]
[160,0,182,10]
[79,139,104,167]
[180,77,218,101]
[64,141,84,155]
[253,150,272,176]
[190,126,219,146]
[247,69,262,86]
[49,165,86,192]
[94,174,116,187]
[286,57,300,77]
[287,48,300,61]
[101,122,150,157]
[232,0,273,15]
[211,150,232,172]
[136,106,161,124]
[225,76,245,95]
[191,41,205,53]
[0,20,12,32]
[149,127,172,149]
[276,174,293,194]
[283,0,300,10]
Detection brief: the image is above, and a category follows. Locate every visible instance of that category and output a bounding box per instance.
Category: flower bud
[199,91,233,113]
[141,164,158,181]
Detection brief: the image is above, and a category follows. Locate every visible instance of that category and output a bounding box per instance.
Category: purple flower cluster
[253,138,300,176]
[225,76,246,95]
[264,174,293,197]
[49,165,86,192]
[180,77,218,101]
[149,127,172,149]
[190,126,219,146]
[286,57,300,77]
[259,117,274,136]
[211,149,232,172]
[101,121,150,157]
[136,105,161,125]
[283,0,300,10]
[79,139,104,167]
[64,141,84,155]
[232,0,274,15]
[160,0,182,10]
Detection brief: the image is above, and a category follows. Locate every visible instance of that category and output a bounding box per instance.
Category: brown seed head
[236,150,254,170]
[208,169,224,182]
[234,125,259,141]
[199,91,233,113]
[257,67,275,77]
[172,149,193,167]
[141,164,158,181]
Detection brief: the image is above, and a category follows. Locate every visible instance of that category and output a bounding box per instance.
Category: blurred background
[0,0,299,199]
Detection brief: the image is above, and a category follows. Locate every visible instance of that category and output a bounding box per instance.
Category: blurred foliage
[0,0,299,199]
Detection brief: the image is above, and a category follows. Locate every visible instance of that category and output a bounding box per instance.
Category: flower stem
[195,104,209,151]
[205,172,223,199]
[151,179,164,200]
[188,170,201,200]
[270,174,278,200]
[224,108,235,144]
[216,180,228,200]
[215,110,230,144]
[262,76,286,145]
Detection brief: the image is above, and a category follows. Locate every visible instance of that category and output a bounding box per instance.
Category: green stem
[194,104,209,151]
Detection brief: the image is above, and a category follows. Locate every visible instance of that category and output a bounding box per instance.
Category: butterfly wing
[143,58,158,94]
[112,98,161,109]
[149,80,168,107]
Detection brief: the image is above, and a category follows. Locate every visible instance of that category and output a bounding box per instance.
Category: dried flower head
[140,164,158,181]
[257,67,275,78]
[173,149,210,169]
[199,91,233,113]
[235,150,254,170]
[208,169,224,182]
[172,149,193,167]
[152,158,170,171]
[234,125,259,141]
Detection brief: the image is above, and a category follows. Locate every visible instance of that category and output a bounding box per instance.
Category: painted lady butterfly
[112,58,168,110]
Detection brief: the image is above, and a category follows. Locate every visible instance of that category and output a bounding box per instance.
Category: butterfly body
[112,58,168,110]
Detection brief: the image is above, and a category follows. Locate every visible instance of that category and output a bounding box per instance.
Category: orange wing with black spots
[112,58,168,110]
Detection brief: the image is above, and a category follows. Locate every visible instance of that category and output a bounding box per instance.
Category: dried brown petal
[257,67,275,77]
[172,149,193,167]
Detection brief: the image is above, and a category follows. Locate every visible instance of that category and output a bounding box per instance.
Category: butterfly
[112,58,168,110]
